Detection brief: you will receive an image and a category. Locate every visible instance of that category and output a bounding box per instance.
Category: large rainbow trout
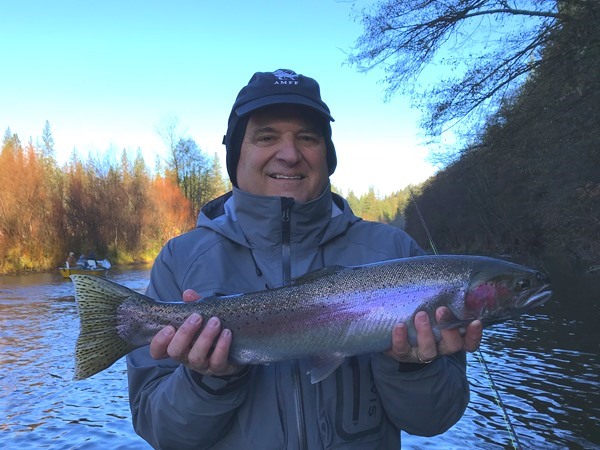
[70,255,551,383]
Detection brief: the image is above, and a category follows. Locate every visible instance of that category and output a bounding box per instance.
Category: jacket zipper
[281,198,292,285]
[280,198,307,450]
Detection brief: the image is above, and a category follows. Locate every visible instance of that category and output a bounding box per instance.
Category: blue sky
[1,0,437,196]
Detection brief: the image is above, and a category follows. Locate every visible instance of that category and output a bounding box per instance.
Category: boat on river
[59,258,112,278]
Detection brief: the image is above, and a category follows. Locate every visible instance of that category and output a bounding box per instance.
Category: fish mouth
[482,284,552,327]
[515,284,552,310]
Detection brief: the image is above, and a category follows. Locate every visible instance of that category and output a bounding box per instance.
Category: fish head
[460,259,552,326]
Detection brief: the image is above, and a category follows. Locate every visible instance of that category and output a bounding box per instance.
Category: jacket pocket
[319,356,384,444]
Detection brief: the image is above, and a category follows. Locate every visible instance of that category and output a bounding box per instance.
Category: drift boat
[59,258,112,278]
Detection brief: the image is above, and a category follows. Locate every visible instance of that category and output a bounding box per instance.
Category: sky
[1,0,439,197]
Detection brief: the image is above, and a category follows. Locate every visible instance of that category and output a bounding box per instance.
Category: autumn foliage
[0,132,228,274]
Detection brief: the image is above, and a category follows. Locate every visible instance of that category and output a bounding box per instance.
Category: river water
[1,264,599,449]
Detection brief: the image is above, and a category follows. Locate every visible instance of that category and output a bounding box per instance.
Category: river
[1,263,599,449]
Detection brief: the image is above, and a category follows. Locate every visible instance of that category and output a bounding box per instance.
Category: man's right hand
[149,289,243,377]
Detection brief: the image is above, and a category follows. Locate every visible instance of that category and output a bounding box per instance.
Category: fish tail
[70,274,136,380]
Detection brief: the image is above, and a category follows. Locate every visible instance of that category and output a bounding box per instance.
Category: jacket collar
[197,186,360,249]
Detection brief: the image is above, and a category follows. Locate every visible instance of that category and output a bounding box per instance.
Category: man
[127,69,482,449]
[66,252,78,268]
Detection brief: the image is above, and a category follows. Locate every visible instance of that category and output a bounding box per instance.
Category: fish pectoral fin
[308,354,346,384]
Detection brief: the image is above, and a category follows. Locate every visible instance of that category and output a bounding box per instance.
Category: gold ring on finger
[417,353,434,364]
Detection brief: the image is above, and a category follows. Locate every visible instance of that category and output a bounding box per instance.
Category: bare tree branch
[346,0,594,139]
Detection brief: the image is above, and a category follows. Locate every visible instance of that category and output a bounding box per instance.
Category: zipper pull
[281,197,293,222]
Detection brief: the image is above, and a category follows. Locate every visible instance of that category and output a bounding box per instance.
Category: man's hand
[385,306,483,363]
[149,289,243,377]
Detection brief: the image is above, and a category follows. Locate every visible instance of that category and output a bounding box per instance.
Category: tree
[360,187,380,221]
[40,120,55,161]
[205,153,229,200]
[156,115,186,179]
[170,137,210,214]
[345,190,361,216]
[0,129,21,270]
[147,175,194,245]
[347,0,598,141]
[2,127,21,156]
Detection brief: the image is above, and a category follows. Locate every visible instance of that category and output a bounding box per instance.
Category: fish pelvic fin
[70,274,137,380]
[308,354,346,384]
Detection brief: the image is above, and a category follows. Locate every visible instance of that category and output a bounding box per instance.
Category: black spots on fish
[75,331,130,378]
[223,294,297,337]
[117,312,147,343]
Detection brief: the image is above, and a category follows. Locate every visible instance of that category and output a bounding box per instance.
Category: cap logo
[272,69,299,85]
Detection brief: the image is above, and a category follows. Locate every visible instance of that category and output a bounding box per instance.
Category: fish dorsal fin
[308,354,346,384]
[290,266,345,286]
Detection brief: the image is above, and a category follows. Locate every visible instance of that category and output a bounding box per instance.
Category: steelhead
[70,255,551,382]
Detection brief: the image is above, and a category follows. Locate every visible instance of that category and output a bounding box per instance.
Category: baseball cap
[223,69,337,187]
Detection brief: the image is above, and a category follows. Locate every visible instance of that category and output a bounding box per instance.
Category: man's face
[236,105,330,203]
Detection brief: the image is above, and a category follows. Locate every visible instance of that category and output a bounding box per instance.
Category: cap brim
[236,94,334,121]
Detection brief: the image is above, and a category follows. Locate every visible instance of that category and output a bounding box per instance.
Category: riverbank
[0,257,156,277]
[1,252,598,278]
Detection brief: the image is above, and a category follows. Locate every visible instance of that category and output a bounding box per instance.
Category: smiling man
[224,69,337,201]
[127,69,480,449]
[236,104,330,202]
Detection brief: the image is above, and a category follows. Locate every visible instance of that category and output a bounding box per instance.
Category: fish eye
[515,278,531,291]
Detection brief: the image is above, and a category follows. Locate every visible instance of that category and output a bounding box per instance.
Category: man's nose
[275,135,302,164]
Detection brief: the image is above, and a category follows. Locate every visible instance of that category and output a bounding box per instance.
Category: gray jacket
[127,187,470,449]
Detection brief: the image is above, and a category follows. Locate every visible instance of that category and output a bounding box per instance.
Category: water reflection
[1,265,599,449]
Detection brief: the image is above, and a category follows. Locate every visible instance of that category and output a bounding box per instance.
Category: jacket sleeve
[370,352,469,436]
[126,243,251,449]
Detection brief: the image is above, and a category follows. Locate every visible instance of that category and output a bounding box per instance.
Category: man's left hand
[385,306,483,364]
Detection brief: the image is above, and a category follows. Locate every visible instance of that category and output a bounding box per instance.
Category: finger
[388,323,411,360]
[414,311,437,361]
[206,329,234,374]
[183,289,201,303]
[167,313,204,361]
[463,319,483,352]
[436,307,464,355]
[150,325,175,359]
[186,317,223,371]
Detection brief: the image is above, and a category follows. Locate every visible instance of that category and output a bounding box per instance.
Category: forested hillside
[403,2,599,264]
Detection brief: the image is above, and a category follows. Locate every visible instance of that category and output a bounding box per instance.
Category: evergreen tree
[40,120,55,161]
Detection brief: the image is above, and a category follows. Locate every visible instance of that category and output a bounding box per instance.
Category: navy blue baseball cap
[223,69,337,187]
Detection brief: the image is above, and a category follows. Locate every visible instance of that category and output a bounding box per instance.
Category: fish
[70,254,552,383]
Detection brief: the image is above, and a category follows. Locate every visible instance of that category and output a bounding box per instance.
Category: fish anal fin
[308,354,346,384]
